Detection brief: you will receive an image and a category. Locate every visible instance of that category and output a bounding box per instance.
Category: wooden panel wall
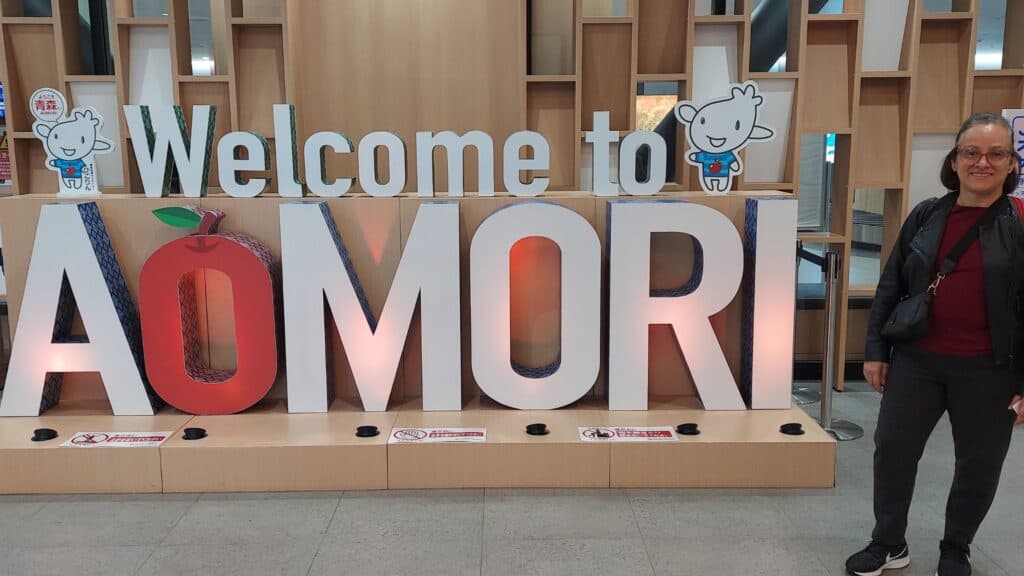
[286,0,523,194]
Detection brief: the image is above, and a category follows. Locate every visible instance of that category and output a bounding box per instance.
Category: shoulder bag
[881,196,1005,342]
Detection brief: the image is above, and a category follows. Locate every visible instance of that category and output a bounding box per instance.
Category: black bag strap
[930,196,1006,294]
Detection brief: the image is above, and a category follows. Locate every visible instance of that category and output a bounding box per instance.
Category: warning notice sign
[388,428,487,444]
[578,426,678,442]
[61,431,172,448]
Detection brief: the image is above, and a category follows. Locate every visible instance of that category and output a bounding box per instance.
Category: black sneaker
[936,540,971,576]
[846,541,911,576]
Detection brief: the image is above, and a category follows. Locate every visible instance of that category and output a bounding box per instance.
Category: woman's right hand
[863,361,889,393]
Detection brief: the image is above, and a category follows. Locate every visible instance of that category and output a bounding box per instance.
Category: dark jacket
[865,192,1024,393]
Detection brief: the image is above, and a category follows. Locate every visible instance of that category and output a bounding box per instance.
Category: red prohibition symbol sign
[70,433,109,445]
[393,429,428,441]
[582,428,616,440]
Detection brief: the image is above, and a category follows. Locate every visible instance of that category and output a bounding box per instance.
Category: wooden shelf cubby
[636,0,687,76]
[0,0,52,17]
[11,138,55,193]
[853,77,910,188]
[580,21,633,132]
[580,0,629,18]
[119,22,173,106]
[527,0,575,76]
[802,18,859,134]
[971,72,1024,113]
[1002,1,1024,70]
[528,81,576,189]
[913,17,973,133]
[230,0,283,18]
[234,23,285,135]
[2,20,58,132]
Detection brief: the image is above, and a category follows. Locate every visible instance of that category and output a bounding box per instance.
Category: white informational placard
[61,431,172,448]
[1002,109,1024,197]
[388,428,487,444]
[577,426,677,442]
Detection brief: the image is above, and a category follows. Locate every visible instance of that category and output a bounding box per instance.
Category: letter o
[139,232,278,414]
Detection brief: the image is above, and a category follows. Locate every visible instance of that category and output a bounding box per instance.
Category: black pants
[872,345,1017,548]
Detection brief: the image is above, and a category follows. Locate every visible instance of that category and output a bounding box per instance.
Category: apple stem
[197,211,223,235]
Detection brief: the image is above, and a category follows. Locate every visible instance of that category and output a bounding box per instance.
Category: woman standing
[846,113,1024,576]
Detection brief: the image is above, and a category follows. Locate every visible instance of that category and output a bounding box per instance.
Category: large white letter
[619,131,667,196]
[608,201,745,411]
[503,131,550,197]
[273,104,304,197]
[358,132,406,197]
[124,105,216,197]
[281,202,461,412]
[218,131,269,198]
[585,111,620,197]
[741,198,797,409]
[416,130,495,197]
[470,203,600,409]
[304,131,354,197]
[0,203,158,416]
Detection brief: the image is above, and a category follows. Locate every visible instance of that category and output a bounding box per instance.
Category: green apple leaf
[153,207,203,229]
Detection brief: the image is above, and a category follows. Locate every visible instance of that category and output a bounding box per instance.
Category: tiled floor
[1,381,1022,576]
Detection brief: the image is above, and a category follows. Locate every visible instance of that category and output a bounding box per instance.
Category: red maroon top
[916,204,991,357]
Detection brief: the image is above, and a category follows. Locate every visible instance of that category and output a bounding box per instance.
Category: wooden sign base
[0,397,834,493]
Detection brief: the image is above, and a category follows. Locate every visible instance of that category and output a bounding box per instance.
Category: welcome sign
[0,82,796,418]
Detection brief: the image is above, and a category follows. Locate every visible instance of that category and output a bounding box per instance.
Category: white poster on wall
[1003,109,1024,197]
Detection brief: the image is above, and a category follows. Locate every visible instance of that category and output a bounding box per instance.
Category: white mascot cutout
[30,88,114,197]
[674,81,775,194]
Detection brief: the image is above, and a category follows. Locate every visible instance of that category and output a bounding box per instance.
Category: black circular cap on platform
[676,423,700,436]
[780,422,805,436]
[356,425,380,438]
[31,428,58,442]
[526,423,549,436]
[182,427,208,441]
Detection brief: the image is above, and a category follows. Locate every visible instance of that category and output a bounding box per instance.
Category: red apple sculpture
[139,207,278,415]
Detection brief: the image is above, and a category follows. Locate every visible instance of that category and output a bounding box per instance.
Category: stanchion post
[821,251,864,441]
[792,240,821,406]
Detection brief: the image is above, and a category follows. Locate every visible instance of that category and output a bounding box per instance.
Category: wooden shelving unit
[0,0,288,195]
[913,16,974,133]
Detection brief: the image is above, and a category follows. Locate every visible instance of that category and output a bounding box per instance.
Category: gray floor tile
[327,489,483,540]
[974,540,1022,576]
[311,524,482,576]
[137,540,321,576]
[482,538,654,576]
[645,536,832,576]
[0,545,153,576]
[161,492,340,547]
[1,494,197,548]
[0,380,1019,575]
[484,489,639,541]
[628,488,792,540]
[0,495,49,528]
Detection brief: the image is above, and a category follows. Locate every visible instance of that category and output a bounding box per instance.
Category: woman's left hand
[1011,395,1024,426]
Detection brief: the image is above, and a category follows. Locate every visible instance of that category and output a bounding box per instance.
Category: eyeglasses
[956,147,1015,165]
